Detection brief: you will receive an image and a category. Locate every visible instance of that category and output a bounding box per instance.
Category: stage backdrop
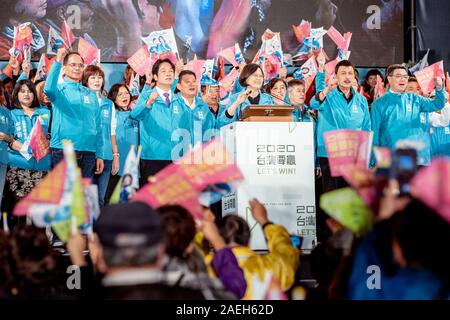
[415,0,450,72]
[1,0,403,66]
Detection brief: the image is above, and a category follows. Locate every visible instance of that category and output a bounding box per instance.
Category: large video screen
[0,0,403,66]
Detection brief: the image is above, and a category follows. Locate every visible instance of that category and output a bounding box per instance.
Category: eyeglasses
[67,63,84,69]
[391,75,409,80]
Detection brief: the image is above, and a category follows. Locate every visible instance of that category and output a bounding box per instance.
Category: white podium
[220,122,317,251]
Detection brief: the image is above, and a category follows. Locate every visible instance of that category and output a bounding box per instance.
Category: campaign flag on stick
[61,19,75,49]
[409,48,430,75]
[324,129,374,177]
[292,20,311,44]
[78,37,99,65]
[110,145,142,204]
[327,26,352,53]
[293,56,318,91]
[261,29,283,64]
[218,45,238,66]
[127,45,151,76]
[33,53,46,82]
[129,72,140,97]
[414,60,445,95]
[133,139,243,220]
[219,68,237,99]
[28,118,49,162]
[141,27,179,56]
[47,26,65,55]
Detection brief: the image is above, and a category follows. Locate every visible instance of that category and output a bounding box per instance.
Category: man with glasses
[44,48,104,178]
[371,64,445,166]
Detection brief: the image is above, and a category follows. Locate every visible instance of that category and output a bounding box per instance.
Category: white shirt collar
[181,95,196,110]
[155,86,172,102]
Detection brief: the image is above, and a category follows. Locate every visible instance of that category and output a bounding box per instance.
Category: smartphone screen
[290,235,303,249]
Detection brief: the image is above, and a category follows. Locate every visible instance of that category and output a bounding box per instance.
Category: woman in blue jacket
[104,84,139,204]
[5,80,51,212]
[82,65,117,207]
[218,63,274,128]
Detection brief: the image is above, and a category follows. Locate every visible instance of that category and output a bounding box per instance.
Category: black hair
[335,60,355,74]
[63,52,84,66]
[12,80,40,109]
[238,63,264,88]
[108,83,131,110]
[217,215,251,246]
[151,59,175,77]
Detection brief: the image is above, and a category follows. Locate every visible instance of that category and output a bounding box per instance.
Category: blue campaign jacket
[371,89,445,165]
[8,107,51,170]
[0,106,14,165]
[115,109,139,176]
[97,96,114,161]
[44,61,103,156]
[130,84,178,161]
[217,90,275,128]
[171,93,218,159]
[310,87,371,158]
[430,124,450,159]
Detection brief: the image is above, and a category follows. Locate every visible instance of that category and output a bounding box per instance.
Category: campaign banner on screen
[220,122,316,251]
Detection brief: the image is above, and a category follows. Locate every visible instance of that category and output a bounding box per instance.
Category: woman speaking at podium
[218,63,274,127]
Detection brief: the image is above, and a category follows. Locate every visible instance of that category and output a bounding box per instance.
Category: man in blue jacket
[172,70,217,160]
[310,60,371,192]
[371,64,445,166]
[131,59,177,184]
[44,48,104,179]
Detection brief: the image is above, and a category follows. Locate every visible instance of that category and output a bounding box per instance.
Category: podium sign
[220,122,316,251]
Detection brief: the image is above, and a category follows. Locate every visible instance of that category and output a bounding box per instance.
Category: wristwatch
[113,152,120,157]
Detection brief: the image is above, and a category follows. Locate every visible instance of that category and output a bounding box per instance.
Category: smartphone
[389,148,418,196]
[289,235,303,249]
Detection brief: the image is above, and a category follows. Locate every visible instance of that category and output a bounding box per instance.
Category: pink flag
[219,68,238,99]
[78,38,98,65]
[127,45,151,76]
[324,130,373,177]
[292,20,311,43]
[411,158,450,223]
[133,139,243,220]
[327,26,352,53]
[61,19,75,48]
[414,60,445,95]
[29,118,49,162]
[218,45,237,66]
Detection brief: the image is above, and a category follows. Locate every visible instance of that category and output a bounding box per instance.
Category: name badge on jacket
[445,127,450,134]
[84,96,91,104]
[352,104,359,113]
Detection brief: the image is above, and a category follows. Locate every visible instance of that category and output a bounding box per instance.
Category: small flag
[29,118,50,162]
[47,26,64,55]
[61,19,75,49]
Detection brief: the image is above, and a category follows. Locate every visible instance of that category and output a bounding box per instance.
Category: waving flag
[28,118,49,162]
[327,26,352,53]
[414,60,445,95]
[61,19,75,49]
[78,37,99,65]
[141,27,179,56]
[47,26,64,55]
[127,45,151,76]
[292,20,311,44]
[129,72,140,97]
[110,145,142,204]
[261,29,283,63]
[293,56,318,91]
[409,48,430,74]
